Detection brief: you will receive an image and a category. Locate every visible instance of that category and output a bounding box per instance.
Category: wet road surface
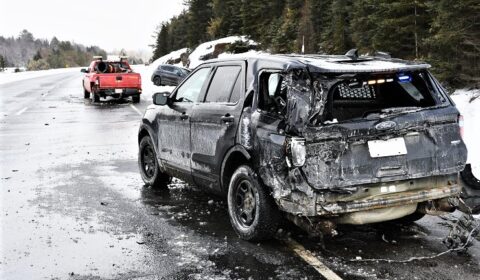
[1,71,479,279]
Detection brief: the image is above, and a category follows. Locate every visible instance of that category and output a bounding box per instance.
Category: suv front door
[156,66,212,181]
[190,63,245,191]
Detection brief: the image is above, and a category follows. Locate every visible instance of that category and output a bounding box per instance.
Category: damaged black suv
[138,53,467,241]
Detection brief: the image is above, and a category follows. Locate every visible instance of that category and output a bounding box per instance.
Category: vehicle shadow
[83,97,135,108]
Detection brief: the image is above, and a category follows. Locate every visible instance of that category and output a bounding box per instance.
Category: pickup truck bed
[82,59,142,103]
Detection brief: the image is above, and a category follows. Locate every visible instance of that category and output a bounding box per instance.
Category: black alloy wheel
[138,136,171,189]
[227,165,280,241]
[141,144,156,178]
[233,179,257,227]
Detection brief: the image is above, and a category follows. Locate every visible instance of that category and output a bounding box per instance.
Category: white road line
[15,107,29,116]
[283,238,343,280]
[130,104,143,116]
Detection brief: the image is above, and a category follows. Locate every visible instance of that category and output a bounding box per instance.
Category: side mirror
[153,92,170,106]
[80,68,88,73]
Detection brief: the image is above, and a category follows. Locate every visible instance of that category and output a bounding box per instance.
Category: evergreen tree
[0,54,7,70]
[321,0,353,54]
[185,0,213,46]
[152,23,171,61]
[427,0,480,86]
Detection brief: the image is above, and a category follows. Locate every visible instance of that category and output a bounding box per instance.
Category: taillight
[458,115,464,139]
[95,78,99,85]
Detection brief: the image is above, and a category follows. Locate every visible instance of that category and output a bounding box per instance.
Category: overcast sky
[0,0,185,52]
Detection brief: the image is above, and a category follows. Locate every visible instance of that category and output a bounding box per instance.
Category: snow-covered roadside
[0,67,81,85]
[451,89,480,178]
[130,65,175,101]
[149,48,189,70]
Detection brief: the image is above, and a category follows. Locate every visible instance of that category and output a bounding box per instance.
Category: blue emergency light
[397,74,412,83]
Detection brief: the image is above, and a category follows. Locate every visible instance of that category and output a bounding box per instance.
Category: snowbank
[188,36,256,69]
[130,65,175,99]
[0,67,80,85]
[451,89,480,178]
[150,48,190,71]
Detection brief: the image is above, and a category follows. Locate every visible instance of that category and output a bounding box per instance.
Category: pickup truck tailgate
[98,73,141,88]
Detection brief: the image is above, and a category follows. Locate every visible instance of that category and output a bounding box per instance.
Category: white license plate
[115,89,123,94]
[368,137,407,158]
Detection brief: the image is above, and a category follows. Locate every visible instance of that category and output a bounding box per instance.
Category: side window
[229,73,242,103]
[204,66,241,103]
[258,72,286,114]
[175,67,211,103]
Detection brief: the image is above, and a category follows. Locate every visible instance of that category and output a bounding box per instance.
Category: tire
[132,95,140,103]
[461,164,480,190]
[83,84,90,99]
[392,212,425,224]
[227,165,280,241]
[91,90,100,103]
[138,136,171,189]
[153,76,162,86]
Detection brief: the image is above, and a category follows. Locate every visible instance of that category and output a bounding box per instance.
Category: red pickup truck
[81,57,142,103]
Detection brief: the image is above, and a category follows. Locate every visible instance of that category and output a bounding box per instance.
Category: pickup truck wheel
[153,76,162,86]
[138,136,171,189]
[227,165,280,241]
[132,95,140,103]
[83,85,90,99]
[92,92,100,103]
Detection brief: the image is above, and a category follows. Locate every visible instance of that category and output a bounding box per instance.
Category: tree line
[152,0,479,87]
[0,30,107,71]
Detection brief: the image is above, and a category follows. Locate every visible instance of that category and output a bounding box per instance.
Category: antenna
[345,49,359,60]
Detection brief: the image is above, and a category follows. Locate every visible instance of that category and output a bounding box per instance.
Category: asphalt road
[1,72,479,280]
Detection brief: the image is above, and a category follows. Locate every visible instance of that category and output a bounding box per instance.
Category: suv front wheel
[138,136,171,189]
[227,165,280,241]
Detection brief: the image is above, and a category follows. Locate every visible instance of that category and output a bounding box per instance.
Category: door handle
[180,113,189,120]
[221,114,234,123]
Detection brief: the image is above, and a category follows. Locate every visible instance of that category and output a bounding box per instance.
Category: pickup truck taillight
[458,114,465,139]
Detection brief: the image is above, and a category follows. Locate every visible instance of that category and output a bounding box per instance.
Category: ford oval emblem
[375,121,397,131]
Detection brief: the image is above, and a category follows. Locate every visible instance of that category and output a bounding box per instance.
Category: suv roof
[201,53,431,73]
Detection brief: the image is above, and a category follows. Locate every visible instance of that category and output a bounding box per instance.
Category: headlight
[290,137,306,167]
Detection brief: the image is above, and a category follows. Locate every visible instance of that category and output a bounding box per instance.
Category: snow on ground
[451,89,480,178]
[130,65,175,99]
[0,67,80,85]
[188,36,256,69]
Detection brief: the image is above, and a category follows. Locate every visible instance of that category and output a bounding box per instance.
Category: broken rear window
[322,71,442,122]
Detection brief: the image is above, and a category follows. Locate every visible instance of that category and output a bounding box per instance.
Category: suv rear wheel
[138,136,171,189]
[153,76,162,86]
[227,165,280,241]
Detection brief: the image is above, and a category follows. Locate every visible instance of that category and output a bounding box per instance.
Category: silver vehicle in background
[151,64,191,86]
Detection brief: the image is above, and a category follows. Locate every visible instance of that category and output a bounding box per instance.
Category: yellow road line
[130,104,143,116]
[283,238,343,280]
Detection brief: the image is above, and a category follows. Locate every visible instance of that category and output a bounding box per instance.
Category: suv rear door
[190,62,245,191]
